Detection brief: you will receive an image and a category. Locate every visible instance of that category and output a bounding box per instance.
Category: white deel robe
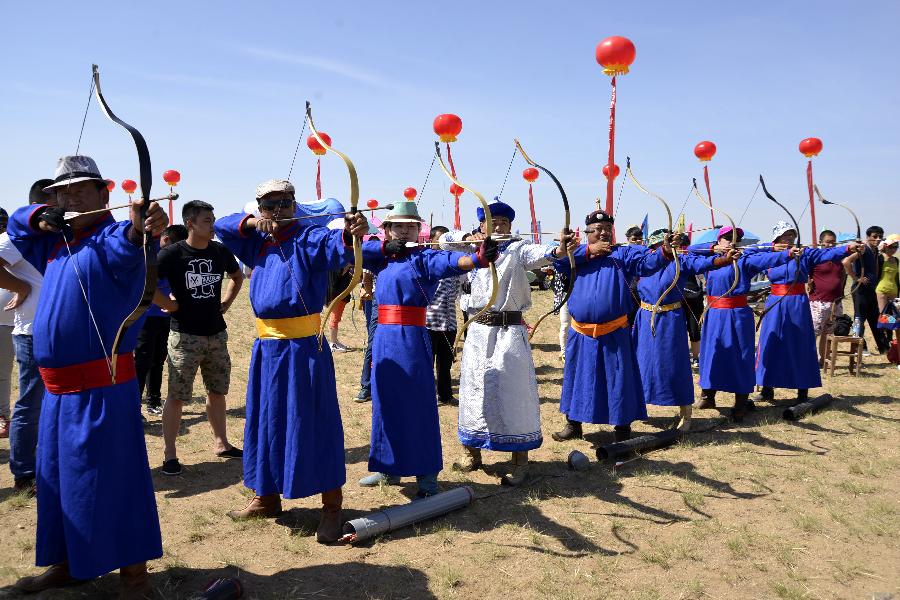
[440,232,555,452]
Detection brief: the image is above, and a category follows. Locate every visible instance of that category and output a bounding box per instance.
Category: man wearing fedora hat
[357,200,499,497]
[755,221,862,404]
[216,179,368,543]
[8,155,168,597]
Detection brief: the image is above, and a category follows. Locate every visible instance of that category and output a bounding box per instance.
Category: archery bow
[306,101,361,350]
[756,175,802,328]
[814,183,862,298]
[626,157,679,336]
[692,178,739,326]
[93,64,157,384]
[513,138,575,342]
[434,141,498,349]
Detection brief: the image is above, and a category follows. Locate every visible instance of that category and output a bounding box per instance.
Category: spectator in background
[0,209,13,438]
[355,265,377,403]
[0,180,53,493]
[135,224,188,416]
[624,225,645,326]
[158,200,244,476]
[843,226,889,355]
[680,232,704,370]
[549,263,571,362]
[808,230,845,365]
[425,226,461,405]
[326,265,353,352]
[876,234,899,348]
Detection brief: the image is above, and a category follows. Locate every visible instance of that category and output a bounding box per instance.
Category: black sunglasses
[259,198,293,210]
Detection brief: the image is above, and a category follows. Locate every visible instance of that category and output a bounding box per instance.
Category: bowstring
[74,77,95,155]
[675,185,693,226]
[495,147,518,200]
[613,170,627,216]
[416,155,436,206]
[286,118,309,181]
[737,180,761,227]
[63,235,113,378]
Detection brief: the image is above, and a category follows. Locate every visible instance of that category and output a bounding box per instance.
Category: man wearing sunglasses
[844,225,890,355]
[215,179,368,544]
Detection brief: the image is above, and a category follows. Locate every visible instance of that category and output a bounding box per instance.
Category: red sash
[771,283,807,296]
[378,305,427,326]
[39,353,135,395]
[706,295,749,309]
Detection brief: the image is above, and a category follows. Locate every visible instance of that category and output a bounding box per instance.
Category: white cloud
[239,46,392,89]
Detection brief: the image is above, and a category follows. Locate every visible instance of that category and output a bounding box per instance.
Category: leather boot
[316,487,343,544]
[452,445,483,472]
[797,388,809,402]
[551,419,583,441]
[119,562,151,600]
[678,405,693,432]
[732,393,750,423]
[14,562,81,593]
[613,425,632,443]
[696,389,716,409]
[754,386,775,402]
[227,493,282,520]
[501,451,529,486]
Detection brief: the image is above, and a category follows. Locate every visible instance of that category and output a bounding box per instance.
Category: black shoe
[552,419,583,441]
[14,477,36,498]
[754,387,775,402]
[732,394,750,423]
[216,447,243,459]
[161,458,182,476]
[438,397,459,406]
[354,394,372,403]
[146,398,162,415]
[613,426,632,444]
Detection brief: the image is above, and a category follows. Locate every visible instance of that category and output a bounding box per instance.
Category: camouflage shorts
[167,330,231,399]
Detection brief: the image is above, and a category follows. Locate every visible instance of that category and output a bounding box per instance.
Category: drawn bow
[692,178,739,325]
[434,142,498,349]
[513,139,575,342]
[92,64,157,384]
[814,184,862,297]
[305,101,362,349]
[626,157,679,335]
[756,175,802,328]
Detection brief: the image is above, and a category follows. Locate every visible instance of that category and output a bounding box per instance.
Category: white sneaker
[862,350,871,357]
[330,342,348,353]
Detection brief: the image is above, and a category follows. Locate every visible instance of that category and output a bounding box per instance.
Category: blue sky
[1,0,897,239]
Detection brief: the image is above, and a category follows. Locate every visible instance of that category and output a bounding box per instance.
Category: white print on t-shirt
[185,258,222,299]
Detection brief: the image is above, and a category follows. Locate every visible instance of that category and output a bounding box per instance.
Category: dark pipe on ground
[783,393,834,421]
[596,429,682,461]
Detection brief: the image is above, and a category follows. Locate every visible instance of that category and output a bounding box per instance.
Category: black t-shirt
[157,240,240,335]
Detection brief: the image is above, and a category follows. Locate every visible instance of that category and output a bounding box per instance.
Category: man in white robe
[440,201,575,485]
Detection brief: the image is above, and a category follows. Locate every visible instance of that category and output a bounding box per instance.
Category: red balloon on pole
[694,141,717,162]
[449,183,464,197]
[105,179,115,192]
[403,187,417,201]
[799,137,823,158]
[522,168,539,183]
[595,36,636,76]
[307,132,332,156]
[163,169,181,186]
[602,163,620,179]
[433,114,462,143]
[366,199,379,209]
[121,179,137,194]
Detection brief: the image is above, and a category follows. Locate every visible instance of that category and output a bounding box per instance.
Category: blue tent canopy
[692,227,760,246]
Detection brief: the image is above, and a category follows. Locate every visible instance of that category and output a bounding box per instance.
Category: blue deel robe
[632,253,718,406]
[7,206,162,580]
[756,245,849,389]
[362,241,468,477]
[687,245,792,393]
[556,244,669,425]
[215,214,352,498]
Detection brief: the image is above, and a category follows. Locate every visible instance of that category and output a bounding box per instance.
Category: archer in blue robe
[215,214,352,499]
[756,245,850,392]
[632,253,719,407]
[361,242,468,483]
[687,244,792,394]
[556,244,669,426]
[7,207,162,580]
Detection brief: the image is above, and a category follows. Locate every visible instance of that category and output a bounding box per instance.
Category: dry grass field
[1,288,898,599]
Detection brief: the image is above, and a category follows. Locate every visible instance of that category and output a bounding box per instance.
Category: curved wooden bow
[756,175,802,328]
[692,178,739,326]
[306,101,361,349]
[626,157,680,336]
[434,142,498,349]
[815,183,862,297]
[93,64,157,384]
[513,138,575,342]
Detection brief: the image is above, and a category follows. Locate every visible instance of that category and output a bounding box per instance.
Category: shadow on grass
[150,459,244,499]
[0,562,438,599]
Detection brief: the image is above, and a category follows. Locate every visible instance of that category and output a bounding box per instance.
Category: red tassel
[605,75,617,217]
[703,165,715,229]
[529,184,538,243]
[454,196,461,230]
[316,158,322,200]
[168,193,174,226]
[807,160,817,247]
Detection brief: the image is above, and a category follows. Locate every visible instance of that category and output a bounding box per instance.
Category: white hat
[43,155,106,191]
[255,179,295,200]
[771,220,795,241]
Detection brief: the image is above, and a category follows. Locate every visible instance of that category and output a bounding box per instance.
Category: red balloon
[694,141,717,162]
[105,179,115,192]
[163,169,181,185]
[121,179,137,194]
[433,114,462,143]
[449,183,464,197]
[595,36,636,76]
[602,163,620,179]
[307,132,332,156]
[403,187,417,200]
[522,167,539,183]
[799,137,823,158]
[366,199,379,209]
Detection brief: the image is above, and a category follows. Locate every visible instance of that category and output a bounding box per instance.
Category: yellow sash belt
[255,314,321,339]
[639,301,681,314]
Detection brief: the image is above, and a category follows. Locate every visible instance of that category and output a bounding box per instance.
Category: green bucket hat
[648,227,670,247]
[380,201,424,227]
